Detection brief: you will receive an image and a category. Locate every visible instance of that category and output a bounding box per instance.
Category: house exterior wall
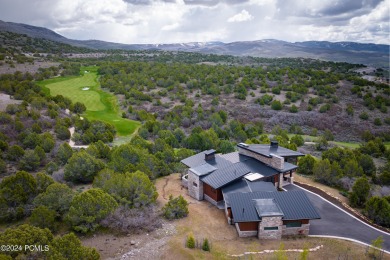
[235,223,258,237]
[258,216,283,239]
[234,219,311,239]
[282,224,310,236]
[204,194,218,206]
[181,174,188,188]
[238,222,258,231]
[187,169,203,200]
[238,147,284,170]
[282,219,310,236]
[203,182,223,202]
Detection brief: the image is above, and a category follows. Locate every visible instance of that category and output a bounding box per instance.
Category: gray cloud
[0,0,388,44]
[123,0,176,5]
[319,0,383,16]
[183,0,249,6]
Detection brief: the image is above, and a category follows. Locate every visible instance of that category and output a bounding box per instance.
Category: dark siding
[204,183,223,202]
[238,222,258,231]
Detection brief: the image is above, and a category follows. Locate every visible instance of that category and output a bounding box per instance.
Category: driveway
[285,184,390,252]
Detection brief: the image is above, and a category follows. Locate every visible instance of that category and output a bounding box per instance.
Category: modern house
[181,142,321,239]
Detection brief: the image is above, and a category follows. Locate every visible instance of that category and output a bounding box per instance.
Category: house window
[193,182,198,187]
[286,221,301,228]
[264,226,278,230]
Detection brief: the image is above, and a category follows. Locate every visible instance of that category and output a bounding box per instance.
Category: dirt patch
[0,93,22,111]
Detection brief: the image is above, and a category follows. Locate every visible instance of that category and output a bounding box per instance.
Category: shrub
[346,104,354,115]
[30,206,56,231]
[290,135,304,147]
[186,233,195,249]
[349,177,370,208]
[202,238,210,251]
[271,100,282,110]
[364,197,390,227]
[289,105,298,113]
[359,112,369,120]
[101,206,162,234]
[66,188,118,233]
[163,195,189,220]
[298,155,316,175]
[374,118,382,126]
[64,150,105,183]
[319,103,331,113]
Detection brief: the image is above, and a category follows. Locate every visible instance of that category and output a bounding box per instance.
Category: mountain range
[0,20,388,67]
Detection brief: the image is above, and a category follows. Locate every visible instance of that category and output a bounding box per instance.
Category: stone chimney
[270,153,284,171]
[204,149,216,161]
[270,141,278,148]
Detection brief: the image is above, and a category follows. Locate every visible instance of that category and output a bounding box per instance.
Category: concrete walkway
[285,184,390,252]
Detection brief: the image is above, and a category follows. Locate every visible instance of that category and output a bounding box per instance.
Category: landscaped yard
[38,67,140,138]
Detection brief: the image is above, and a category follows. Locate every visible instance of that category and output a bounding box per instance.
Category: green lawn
[39,67,140,137]
[42,72,105,111]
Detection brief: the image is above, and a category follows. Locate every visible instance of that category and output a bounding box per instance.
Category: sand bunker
[82,87,90,90]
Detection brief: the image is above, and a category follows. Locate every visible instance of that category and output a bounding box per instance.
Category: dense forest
[0,31,389,258]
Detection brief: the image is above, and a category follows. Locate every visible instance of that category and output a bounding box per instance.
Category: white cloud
[227,9,254,22]
[0,0,388,44]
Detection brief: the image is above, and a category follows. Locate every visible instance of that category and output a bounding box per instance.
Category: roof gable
[201,162,251,189]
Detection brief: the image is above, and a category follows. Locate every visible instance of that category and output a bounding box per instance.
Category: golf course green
[39,66,140,140]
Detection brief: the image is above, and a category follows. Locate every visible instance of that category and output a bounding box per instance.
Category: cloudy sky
[1,0,389,44]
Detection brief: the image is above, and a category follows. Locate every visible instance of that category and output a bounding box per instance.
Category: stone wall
[238,147,284,171]
[270,154,284,171]
[181,175,188,188]
[204,194,217,206]
[187,169,203,200]
[282,224,310,236]
[235,223,258,237]
[258,216,283,239]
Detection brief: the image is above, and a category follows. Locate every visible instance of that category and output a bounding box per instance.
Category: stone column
[258,216,283,239]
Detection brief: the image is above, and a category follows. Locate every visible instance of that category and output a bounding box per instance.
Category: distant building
[181,142,320,239]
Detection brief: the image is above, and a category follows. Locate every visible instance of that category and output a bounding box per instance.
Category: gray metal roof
[253,198,284,217]
[218,152,248,164]
[220,152,297,174]
[247,180,277,193]
[181,151,207,168]
[190,164,217,176]
[201,162,251,189]
[238,144,304,158]
[222,179,276,207]
[229,191,321,222]
[181,151,232,169]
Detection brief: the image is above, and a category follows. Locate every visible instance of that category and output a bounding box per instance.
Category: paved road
[285,184,390,252]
